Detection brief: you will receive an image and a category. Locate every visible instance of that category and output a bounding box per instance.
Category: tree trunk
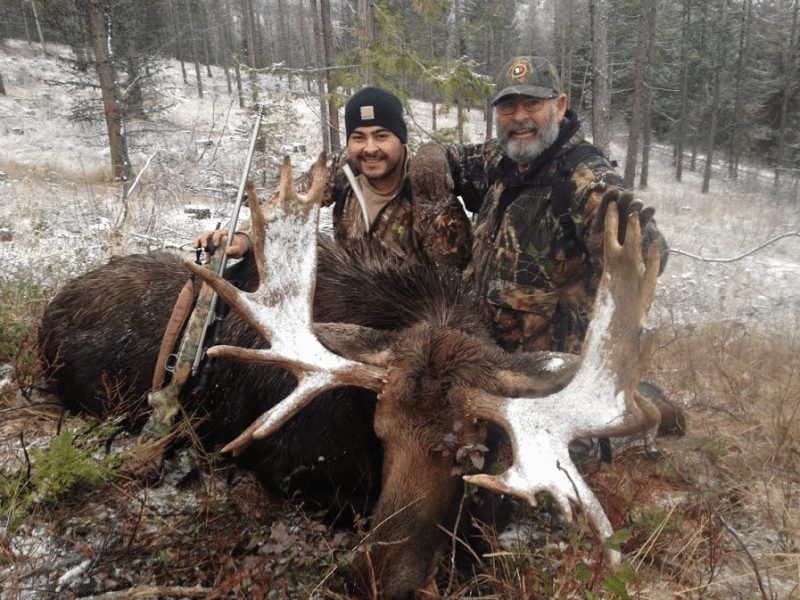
[225,0,242,103]
[19,0,32,46]
[639,0,657,189]
[728,0,751,179]
[87,0,132,181]
[185,0,203,98]
[0,74,6,96]
[241,0,257,68]
[297,3,310,92]
[448,0,464,64]
[309,0,330,152]
[702,0,728,194]
[277,0,290,66]
[320,0,340,150]
[774,0,798,184]
[68,0,91,72]
[623,0,650,188]
[357,0,376,85]
[199,1,213,77]
[218,0,233,93]
[121,22,143,117]
[170,0,188,83]
[589,0,611,153]
[29,0,46,53]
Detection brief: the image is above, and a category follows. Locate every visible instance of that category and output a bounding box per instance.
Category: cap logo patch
[510,61,528,79]
[360,105,375,120]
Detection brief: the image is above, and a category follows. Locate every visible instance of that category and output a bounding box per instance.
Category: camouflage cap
[492,56,563,104]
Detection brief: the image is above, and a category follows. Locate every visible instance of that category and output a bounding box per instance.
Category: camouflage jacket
[443,110,666,353]
[294,150,472,268]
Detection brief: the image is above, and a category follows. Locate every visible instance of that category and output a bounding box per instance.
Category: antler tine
[192,154,387,456]
[464,202,661,562]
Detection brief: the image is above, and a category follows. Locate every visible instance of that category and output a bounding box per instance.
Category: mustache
[502,120,539,138]
[356,149,387,160]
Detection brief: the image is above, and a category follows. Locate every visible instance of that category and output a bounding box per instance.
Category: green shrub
[29,429,116,500]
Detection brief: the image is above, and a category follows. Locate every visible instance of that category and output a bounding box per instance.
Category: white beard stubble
[497,102,560,165]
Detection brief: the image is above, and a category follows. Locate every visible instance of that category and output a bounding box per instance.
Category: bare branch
[717,514,769,600]
[671,231,799,263]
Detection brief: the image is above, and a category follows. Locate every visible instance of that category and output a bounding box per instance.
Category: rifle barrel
[192,106,264,375]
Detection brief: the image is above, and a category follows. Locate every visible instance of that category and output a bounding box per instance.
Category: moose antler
[463,205,661,558]
[185,155,388,456]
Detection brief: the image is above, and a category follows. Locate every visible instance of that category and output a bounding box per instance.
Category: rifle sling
[152,278,195,392]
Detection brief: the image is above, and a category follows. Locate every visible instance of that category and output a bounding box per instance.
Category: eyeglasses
[495,96,555,115]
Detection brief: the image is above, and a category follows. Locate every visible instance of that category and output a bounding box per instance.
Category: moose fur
[38,238,505,597]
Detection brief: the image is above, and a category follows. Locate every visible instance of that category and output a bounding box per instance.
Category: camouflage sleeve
[409,143,473,268]
[413,194,473,269]
[442,142,493,214]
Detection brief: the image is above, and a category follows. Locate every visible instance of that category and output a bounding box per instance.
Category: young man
[196,87,471,268]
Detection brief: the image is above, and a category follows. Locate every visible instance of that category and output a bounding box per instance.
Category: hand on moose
[409,142,454,204]
[192,229,250,258]
[587,188,655,244]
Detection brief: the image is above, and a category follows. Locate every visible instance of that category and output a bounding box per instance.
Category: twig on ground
[445,490,469,596]
[81,585,214,599]
[19,431,31,479]
[718,514,769,600]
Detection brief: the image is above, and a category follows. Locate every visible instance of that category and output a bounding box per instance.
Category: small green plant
[699,435,728,464]
[29,429,116,501]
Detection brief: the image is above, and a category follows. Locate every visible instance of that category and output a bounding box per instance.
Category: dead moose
[38,155,662,598]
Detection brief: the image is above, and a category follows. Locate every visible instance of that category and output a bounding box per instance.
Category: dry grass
[638,320,800,599]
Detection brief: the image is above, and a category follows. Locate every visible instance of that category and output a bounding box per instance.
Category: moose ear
[313,322,394,367]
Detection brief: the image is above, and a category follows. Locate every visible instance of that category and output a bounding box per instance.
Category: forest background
[0,0,799,598]
[1,0,798,192]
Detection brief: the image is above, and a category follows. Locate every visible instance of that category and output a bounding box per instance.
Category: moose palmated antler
[464,203,661,558]
[185,155,388,456]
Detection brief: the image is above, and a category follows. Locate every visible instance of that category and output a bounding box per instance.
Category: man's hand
[409,142,454,203]
[191,229,250,258]
[587,188,655,244]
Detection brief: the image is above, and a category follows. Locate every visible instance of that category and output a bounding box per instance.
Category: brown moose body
[38,156,661,598]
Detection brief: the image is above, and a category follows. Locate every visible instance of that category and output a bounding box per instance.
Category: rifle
[141,107,264,441]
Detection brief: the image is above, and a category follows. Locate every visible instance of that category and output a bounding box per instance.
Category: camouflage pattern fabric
[443,110,666,354]
[292,150,472,267]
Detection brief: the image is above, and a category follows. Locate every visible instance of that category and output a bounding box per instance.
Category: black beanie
[345,87,408,144]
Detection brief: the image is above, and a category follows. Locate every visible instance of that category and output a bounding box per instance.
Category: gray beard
[498,104,560,165]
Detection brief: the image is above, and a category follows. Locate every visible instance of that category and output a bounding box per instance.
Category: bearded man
[410,56,683,444]
[197,86,471,268]
[412,56,669,355]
